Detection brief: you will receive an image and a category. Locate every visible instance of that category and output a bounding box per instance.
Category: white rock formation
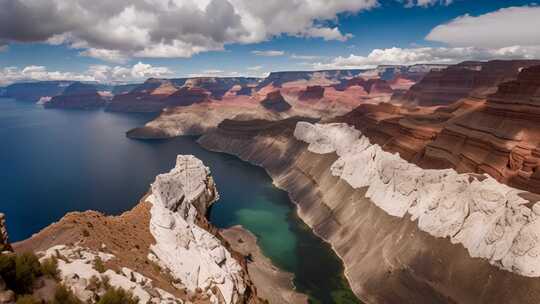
[39,245,181,304]
[294,122,540,277]
[147,155,246,304]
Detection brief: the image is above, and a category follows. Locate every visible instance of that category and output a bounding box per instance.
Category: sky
[0,0,539,84]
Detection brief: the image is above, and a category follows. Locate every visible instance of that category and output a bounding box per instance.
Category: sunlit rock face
[147,155,246,304]
[294,121,540,277]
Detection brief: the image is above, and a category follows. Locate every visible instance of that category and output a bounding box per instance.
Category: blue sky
[0,0,539,83]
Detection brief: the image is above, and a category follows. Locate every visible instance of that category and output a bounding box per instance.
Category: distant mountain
[107,77,260,112]
[44,82,106,109]
[3,81,73,102]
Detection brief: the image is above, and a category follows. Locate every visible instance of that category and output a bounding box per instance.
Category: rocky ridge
[14,155,264,304]
[147,155,246,304]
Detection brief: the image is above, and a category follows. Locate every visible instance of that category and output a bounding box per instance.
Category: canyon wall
[398,60,540,106]
[339,64,540,195]
[198,117,540,304]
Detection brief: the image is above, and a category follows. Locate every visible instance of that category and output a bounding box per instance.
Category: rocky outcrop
[0,214,10,252]
[198,117,540,304]
[298,86,325,101]
[44,82,106,109]
[261,91,291,112]
[15,155,263,304]
[398,60,540,106]
[0,276,15,304]
[147,155,249,304]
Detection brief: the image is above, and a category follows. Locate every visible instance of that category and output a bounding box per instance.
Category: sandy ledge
[221,226,308,304]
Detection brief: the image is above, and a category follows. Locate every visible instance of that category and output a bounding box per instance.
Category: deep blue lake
[0,98,358,303]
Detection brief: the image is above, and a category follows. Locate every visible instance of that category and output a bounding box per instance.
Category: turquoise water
[0,98,359,303]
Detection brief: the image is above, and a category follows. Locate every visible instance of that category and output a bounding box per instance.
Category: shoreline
[201,139,363,303]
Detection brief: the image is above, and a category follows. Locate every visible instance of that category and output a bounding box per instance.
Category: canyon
[4,59,540,303]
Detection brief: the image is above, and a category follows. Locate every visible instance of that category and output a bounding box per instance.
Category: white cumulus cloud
[0,0,378,61]
[313,46,540,69]
[427,6,540,48]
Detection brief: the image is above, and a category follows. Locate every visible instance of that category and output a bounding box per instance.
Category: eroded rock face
[298,86,325,101]
[163,87,211,107]
[147,155,246,304]
[415,65,540,192]
[294,122,540,277]
[399,60,540,106]
[107,78,181,112]
[14,155,260,304]
[260,91,291,112]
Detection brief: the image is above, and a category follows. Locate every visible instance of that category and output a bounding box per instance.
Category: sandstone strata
[398,60,540,106]
[198,117,540,304]
[338,64,540,194]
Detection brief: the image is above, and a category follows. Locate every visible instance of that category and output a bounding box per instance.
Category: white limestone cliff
[147,155,246,304]
[294,122,540,277]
